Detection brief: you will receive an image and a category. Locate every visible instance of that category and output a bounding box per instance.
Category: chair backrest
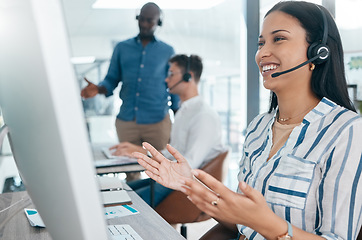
[155,150,228,224]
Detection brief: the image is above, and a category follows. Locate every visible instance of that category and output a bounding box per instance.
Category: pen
[192,175,220,196]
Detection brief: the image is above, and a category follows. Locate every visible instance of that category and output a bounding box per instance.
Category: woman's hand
[133,142,193,191]
[181,169,287,238]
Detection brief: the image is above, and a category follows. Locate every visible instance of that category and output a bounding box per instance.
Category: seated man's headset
[169,56,191,90]
[272,5,330,78]
[182,56,192,82]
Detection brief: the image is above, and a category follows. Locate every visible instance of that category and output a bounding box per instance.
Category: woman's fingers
[181,178,222,217]
[189,169,230,197]
[182,171,220,202]
[144,170,163,184]
[238,181,261,203]
[133,152,160,174]
[180,170,239,215]
[142,142,167,164]
[165,144,188,164]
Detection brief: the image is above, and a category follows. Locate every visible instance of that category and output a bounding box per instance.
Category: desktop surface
[0,188,185,240]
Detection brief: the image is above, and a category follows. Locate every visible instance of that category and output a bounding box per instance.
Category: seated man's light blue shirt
[99,35,179,124]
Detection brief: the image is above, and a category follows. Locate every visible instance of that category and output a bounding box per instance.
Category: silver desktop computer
[0,0,108,239]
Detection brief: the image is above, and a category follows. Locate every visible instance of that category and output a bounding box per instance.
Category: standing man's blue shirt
[99,35,179,124]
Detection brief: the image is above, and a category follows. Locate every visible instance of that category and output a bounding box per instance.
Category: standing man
[81,2,179,152]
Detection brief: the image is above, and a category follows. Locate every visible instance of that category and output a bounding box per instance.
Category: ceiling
[60,0,362,80]
[61,0,243,41]
[60,0,247,78]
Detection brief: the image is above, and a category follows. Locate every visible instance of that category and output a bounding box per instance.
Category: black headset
[135,15,163,26]
[307,5,330,65]
[182,56,192,82]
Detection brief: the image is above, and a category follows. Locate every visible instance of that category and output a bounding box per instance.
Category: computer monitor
[0,0,108,239]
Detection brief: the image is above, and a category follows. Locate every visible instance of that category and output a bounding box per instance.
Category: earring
[310,63,315,71]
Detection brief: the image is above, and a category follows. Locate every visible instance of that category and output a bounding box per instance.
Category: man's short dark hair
[169,54,203,82]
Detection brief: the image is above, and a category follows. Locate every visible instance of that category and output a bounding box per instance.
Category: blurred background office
[1,0,362,197]
[0,0,361,238]
[62,0,362,191]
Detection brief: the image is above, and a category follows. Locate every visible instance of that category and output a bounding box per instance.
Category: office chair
[155,150,229,238]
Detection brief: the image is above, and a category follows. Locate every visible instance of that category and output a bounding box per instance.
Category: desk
[0,189,185,240]
[92,144,156,208]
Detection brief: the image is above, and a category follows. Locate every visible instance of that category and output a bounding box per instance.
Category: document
[104,205,139,219]
[24,208,45,227]
[97,176,132,206]
[97,176,124,191]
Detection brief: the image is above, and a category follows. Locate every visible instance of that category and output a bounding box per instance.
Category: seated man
[110,54,224,206]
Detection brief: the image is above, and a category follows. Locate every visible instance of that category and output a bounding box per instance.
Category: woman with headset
[133,1,362,239]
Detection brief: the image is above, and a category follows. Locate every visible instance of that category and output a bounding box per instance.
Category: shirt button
[138,78,142,82]
[136,93,140,96]
[140,64,144,68]
[135,107,138,111]
[142,51,146,55]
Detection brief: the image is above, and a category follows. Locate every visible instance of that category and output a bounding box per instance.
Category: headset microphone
[271,49,328,78]
[168,79,184,91]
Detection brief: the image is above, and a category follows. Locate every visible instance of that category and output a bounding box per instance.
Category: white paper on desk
[105,205,139,219]
[102,190,132,206]
[108,224,143,240]
[24,208,45,228]
[98,176,124,191]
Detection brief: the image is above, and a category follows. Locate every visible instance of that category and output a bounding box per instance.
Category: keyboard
[102,147,117,159]
[108,224,143,240]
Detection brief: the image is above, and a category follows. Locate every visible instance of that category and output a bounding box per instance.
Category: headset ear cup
[182,73,191,82]
[307,42,319,61]
[307,42,330,65]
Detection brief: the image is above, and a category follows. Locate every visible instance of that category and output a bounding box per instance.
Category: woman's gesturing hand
[180,169,283,236]
[132,142,193,191]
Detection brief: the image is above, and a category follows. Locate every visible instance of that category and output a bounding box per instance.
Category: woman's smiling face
[255,11,311,92]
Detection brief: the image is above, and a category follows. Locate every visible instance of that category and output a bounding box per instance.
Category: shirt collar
[272,97,337,125]
[135,34,158,43]
[180,95,202,109]
[303,97,337,124]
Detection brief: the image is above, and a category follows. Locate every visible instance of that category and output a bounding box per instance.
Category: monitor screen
[0,0,108,239]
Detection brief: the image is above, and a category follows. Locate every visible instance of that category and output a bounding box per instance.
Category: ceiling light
[71,56,96,64]
[92,0,226,10]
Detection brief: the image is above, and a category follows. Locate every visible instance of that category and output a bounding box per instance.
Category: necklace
[277,105,315,123]
[278,116,291,122]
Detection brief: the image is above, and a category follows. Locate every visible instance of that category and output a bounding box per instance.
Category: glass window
[63,0,243,189]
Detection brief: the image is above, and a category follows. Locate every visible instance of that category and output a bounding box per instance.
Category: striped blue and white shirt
[237,98,362,240]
